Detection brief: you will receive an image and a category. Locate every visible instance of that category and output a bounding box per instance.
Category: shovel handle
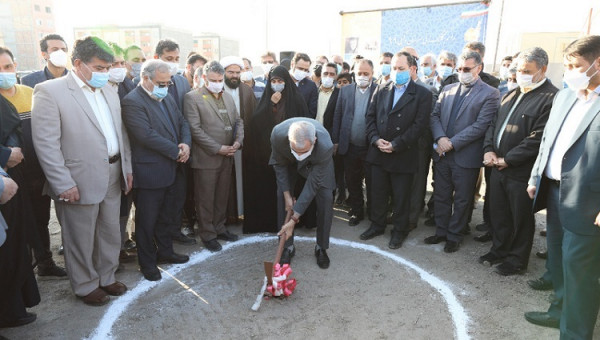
[274,209,293,265]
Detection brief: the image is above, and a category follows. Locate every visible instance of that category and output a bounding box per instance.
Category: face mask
[262,63,274,73]
[417,67,425,80]
[49,50,68,68]
[291,144,314,161]
[422,66,432,77]
[336,64,342,74]
[293,68,308,81]
[196,78,205,89]
[109,67,127,83]
[380,64,391,77]
[0,73,17,89]
[356,75,370,88]
[321,76,334,88]
[240,71,253,82]
[499,66,510,80]
[207,81,224,93]
[151,83,168,99]
[438,65,453,78]
[563,62,598,91]
[391,70,410,85]
[506,81,518,91]
[167,62,179,76]
[458,71,475,85]
[81,63,109,88]
[130,63,142,78]
[516,70,540,90]
[271,83,285,93]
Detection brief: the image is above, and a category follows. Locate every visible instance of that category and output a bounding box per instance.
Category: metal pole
[491,0,505,73]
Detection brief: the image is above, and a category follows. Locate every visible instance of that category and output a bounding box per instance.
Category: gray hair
[422,53,437,66]
[460,50,482,65]
[438,51,457,66]
[288,121,316,148]
[516,47,549,69]
[141,59,171,79]
[204,60,224,76]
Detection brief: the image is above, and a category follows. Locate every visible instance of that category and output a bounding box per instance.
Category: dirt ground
[1,190,596,340]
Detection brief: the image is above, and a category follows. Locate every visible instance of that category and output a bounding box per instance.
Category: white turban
[220,56,244,70]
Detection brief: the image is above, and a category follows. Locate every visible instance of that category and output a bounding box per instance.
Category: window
[34,4,40,11]
[45,6,51,13]
[36,19,42,26]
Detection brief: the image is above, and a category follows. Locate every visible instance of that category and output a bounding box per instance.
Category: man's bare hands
[526,185,536,200]
[177,144,190,163]
[483,151,498,167]
[278,219,296,240]
[6,147,24,168]
[437,137,453,154]
[0,177,18,204]
[124,173,133,194]
[376,139,393,153]
[59,186,80,203]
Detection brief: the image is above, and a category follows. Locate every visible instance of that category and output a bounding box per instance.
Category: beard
[225,76,240,89]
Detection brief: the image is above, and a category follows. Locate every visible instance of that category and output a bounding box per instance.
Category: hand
[217,145,231,156]
[526,185,536,200]
[232,141,241,151]
[595,211,600,227]
[277,219,296,240]
[6,147,24,168]
[495,157,508,170]
[333,144,338,156]
[0,177,18,204]
[376,139,392,153]
[483,152,498,167]
[437,137,453,153]
[59,186,80,203]
[271,91,282,104]
[124,173,133,195]
[177,143,190,163]
[283,191,294,212]
[379,143,394,153]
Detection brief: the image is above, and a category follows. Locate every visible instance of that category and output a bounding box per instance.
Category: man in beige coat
[31,36,132,306]
[184,61,243,252]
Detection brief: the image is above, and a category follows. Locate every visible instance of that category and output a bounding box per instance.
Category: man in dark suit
[290,53,319,118]
[524,35,600,339]
[271,118,335,269]
[479,47,557,275]
[121,60,191,281]
[359,52,432,249]
[425,50,500,253]
[21,34,69,87]
[332,59,377,226]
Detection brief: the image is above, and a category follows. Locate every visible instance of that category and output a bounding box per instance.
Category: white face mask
[240,70,253,82]
[499,66,510,80]
[291,144,314,161]
[262,63,274,73]
[108,67,127,83]
[516,69,540,90]
[167,62,179,76]
[206,81,224,93]
[563,62,598,90]
[458,71,475,85]
[506,81,518,91]
[48,50,68,68]
[356,75,370,88]
[321,76,334,88]
[293,68,308,81]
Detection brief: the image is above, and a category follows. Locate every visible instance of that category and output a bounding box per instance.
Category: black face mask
[225,76,240,89]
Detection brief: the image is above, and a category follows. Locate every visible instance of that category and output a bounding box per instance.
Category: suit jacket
[121,86,191,189]
[322,87,340,134]
[296,77,319,118]
[171,74,191,111]
[0,168,8,247]
[430,78,500,168]
[484,79,558,182]
[31,72,132,204]
[269,118,335,216]
[332,83,377,155]
[183,87,244,170]
[529,88,600,235]
[365,80,432,173]
[21,66,68,88]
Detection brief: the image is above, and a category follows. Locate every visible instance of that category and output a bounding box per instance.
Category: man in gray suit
[425,50,500,253]
[183,61,243,252]
[524,35,600,339]
[272,118,335,269]
[32,36,132,306]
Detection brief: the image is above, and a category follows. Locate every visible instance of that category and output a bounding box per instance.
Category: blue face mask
[0,73,17,89]
[392,70,410,85]
[380,64,391,77]
[336,64,342,74]
[82,63,109,88]
[438,65,453,78]
[152,83,168,99]
[130,63,142,78]
[422,66,432,77]
[271,83,285,93]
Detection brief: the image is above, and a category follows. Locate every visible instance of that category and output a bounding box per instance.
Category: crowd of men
[0,32,599,339]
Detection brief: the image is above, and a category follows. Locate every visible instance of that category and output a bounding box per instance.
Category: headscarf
[253,65,309,122]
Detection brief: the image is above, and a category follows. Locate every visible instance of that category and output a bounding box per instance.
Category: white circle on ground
[88,236,470,340]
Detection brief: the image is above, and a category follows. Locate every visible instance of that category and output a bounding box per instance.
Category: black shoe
[527,277,553,291]
[424,235,446,244]
[119,250,137,263]
[58,245,64,255]
[478,252,503,266]
[335,192,347,205]
[475,222,490,232]
[37,261,67,277]
[157,253,189,264]
[315,247,330,269]
[141,268,161,281]
[217,230,239,242]
[360,226,385,240]
[389,232,408,249]
[0,312,36,328]
[524,311,559,329]
[124,238,137,251]
[280,246,295,265]
[202,239,222,252]
[173,232,197,245]
[444,240,460,253]
[348,215,363,226]
[474,232,492,243]
[495,261,525,276]
[460,225,471,235]
[424,217,436,227]
[536,251,547,259]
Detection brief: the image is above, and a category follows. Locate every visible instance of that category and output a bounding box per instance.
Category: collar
[71,71,96,92]
[320,86,334,93]
[576,84,600,101]
[521,78,547,94]
[141,83,163,102]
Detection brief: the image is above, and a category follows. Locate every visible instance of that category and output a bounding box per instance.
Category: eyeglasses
[153,80,173,88]
[457,65,479,73]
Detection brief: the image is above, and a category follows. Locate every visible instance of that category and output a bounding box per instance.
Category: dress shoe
[495,261,525,276]
[124,238,137,251]
[172,232,197,245]
[475,222,490,232]
[157,253,189,264]
[217,230,239,242]
[141,269,161,281]
[360,226,385,240]
[444,240,460,253]
[315,247,330,269]
[181,226,195,237]
[478,252,503,266]
[540,229,547,237]
[78,288,110,306]
[527,277,553,291]
[335,192,347,205]
[474,232,492,243]
[202,238,222,252]
[101,281,128,296]
[0,312,37,328]
[424,217,436,227]
[348,214,363,226]
[119,250,137,263]
[524,311,559,329]
[424,235,446,244]
[37,260,67,277]
[280,246,295,265]
[389,232,408,249]
[58,244,64,255]
[536,251,547,259]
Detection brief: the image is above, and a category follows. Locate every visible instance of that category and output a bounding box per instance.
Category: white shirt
[545,85,600,180]
[316,88,333,124]
[72,71,120,157]
[224,85,240,115]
